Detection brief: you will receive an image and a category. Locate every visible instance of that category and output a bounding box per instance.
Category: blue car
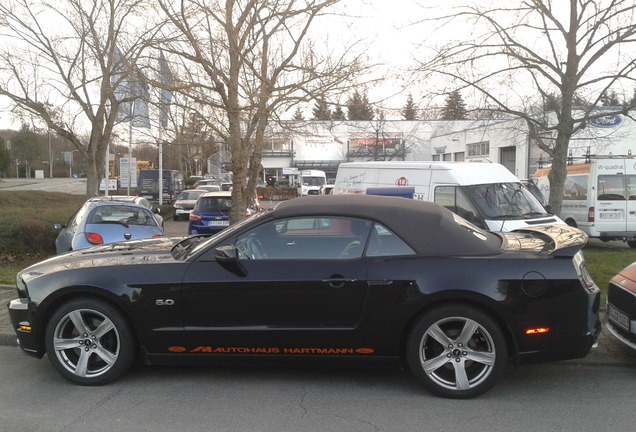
[54,200,164,254]
[187,191,258,235]
[188,191,234,235]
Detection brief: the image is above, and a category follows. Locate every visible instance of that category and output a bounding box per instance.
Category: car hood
[18,237,185,284]
[503,224,588,256]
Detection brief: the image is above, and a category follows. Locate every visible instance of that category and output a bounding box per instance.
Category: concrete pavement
[2,283,636,365]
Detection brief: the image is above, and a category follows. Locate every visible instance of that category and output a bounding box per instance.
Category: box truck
[137,169,185,204]
[533,157,636,246]
[334,161,563,232]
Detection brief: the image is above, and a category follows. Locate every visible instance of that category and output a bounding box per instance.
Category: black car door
[180,216,370,353]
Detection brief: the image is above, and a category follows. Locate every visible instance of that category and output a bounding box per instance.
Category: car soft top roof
[271,195,503,256]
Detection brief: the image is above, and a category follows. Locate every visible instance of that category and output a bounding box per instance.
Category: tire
[406,304,507,399]
[628,240,636,249]
[44,298,136,386]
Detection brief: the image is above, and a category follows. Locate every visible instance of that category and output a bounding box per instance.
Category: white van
[297,170,327,196]
[334,161,563,232]
[533,158,636,246]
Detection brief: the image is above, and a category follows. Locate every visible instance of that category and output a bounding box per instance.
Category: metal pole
[128,102,134,196]
[48,128,52,178]
[159,129,163,205]
[105,144,110,197]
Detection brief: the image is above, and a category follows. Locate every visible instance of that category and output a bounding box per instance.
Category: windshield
[178,191,204,200]
[464,182,548,219]
[303,176,326,186]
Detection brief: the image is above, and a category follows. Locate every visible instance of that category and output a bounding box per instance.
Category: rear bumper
[517,287,601,365]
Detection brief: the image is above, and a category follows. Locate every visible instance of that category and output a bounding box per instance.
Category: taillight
[152,235,163,238]
[189,213,202,222]
[85,232,103,245]
[588,207,594,222]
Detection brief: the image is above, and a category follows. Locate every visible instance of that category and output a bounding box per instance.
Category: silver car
[54,200,164,254]
[172,189,207,221]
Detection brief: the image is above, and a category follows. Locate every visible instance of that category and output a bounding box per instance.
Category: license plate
[207,220,229,226]
[608,304,630,332]
[599,212,622,219]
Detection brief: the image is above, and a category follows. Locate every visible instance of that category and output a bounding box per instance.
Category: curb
[0,334,17,347]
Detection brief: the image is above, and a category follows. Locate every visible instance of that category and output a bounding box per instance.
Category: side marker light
[525,327,550,335]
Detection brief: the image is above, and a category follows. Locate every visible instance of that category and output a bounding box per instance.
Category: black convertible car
[8,195,600,398]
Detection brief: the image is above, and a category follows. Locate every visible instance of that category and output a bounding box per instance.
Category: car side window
[235,217,372,260]
[366,223,416,257]
[434,186,482,226]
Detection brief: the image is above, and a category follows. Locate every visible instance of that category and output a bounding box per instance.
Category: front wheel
[45,298,136,386]
[627,240,636,249]
[406,304,507,399]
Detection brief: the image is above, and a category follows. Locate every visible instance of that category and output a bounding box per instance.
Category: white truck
[297,170,327,196]
[334,161,563,232]
[533,157,636,247]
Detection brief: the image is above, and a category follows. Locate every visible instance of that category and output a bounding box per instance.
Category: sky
[0,0,472,131]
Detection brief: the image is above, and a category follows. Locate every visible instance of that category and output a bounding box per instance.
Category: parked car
[172,189,207,221]
[604,262,636,350]
[88,195,163,227]
[188,191,256,235]
[53,200,164,253]
[192,179,220,189]
[9,195,600,398]
[196,184,221,193]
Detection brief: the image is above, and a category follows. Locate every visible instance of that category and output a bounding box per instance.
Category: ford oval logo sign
[590,115,622,128]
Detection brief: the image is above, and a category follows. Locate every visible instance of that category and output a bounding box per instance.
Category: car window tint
[92,206,156,226]
[366,223,416,257]
[197,197,232,211]
[235,217,372,260]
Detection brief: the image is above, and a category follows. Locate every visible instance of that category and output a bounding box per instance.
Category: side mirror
[215,245,247,277]
[544,204,553,214]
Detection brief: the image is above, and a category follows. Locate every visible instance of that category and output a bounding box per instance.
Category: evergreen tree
[402,94,418,120]
[441,90,468,120]
[601,89,621,107]
[332,105,346,120]
[292,107,304,120]
[312,97,332,120]
[347,89,374,120]
[629,88,636,108]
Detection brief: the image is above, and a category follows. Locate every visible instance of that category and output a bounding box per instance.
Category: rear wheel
[45,298,136,386]
[627,240,636,248]
[406,304,507,399]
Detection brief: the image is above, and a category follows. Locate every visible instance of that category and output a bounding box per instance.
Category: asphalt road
[0,345,635,432]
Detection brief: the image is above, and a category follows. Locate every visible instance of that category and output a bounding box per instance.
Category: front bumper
[605,281,636,350]
[7,298,43,358]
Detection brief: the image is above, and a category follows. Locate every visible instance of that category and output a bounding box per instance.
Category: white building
[259,112,636,185]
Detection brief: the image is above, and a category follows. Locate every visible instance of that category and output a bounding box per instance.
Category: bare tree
[0,0,160,196]
[156,0,367,222]
[416,0,636,215]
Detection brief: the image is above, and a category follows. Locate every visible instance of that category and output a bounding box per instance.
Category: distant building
[255,112,636,185]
